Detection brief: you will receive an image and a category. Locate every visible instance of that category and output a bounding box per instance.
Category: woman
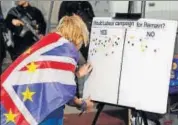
[40,15,94,125]
[58,1,95,98]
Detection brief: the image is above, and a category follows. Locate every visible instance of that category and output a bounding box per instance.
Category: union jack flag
[1,33,79,125]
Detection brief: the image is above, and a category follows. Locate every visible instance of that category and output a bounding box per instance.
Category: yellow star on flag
[22,87,36,102]
[24,48,32,55]
[4,109,18,123]
[26,62,38,73]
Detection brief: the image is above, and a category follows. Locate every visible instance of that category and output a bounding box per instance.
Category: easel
[91,13,149,125]
[91,104,149,125]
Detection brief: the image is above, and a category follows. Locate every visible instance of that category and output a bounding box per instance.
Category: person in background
[5,0,46,61]
[40,15,93,125]
[0,2,6,72]
[58,1,95,60]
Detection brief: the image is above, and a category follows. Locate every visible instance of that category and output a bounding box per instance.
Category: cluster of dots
[127,37,157,53]
[90,36,120,56]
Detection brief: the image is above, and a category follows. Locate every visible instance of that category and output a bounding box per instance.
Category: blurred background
[1,1,178,54]
[1,1,178,125]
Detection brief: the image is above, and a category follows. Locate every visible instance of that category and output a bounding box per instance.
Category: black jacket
[0,19,6,65]
[0,3,6,65]
[58,1,94,31]
[5,5,46,60]
[58,1,95,60]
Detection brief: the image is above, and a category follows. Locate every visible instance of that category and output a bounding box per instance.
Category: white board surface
[83,17,178,114]
[83,19,126,104]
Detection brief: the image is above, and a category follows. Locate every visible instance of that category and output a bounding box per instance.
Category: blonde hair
[55,15,89,48]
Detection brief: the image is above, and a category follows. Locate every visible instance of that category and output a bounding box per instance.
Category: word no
[146,31,155,37]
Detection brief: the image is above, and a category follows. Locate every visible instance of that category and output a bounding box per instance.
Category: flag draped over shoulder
[0,33,79,125]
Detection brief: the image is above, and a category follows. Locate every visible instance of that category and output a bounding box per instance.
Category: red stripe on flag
[1,88,29,125]
[0,33,61,124]
[1,33,60,84]
[20,61,76,73]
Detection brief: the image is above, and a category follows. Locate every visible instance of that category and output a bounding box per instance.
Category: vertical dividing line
[117,28,128,104]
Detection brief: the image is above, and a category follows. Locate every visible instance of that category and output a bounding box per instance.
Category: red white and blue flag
[170,58,178,94]
[1,33,79,125]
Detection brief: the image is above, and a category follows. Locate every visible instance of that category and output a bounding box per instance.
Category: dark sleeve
[34,7,46,35]
[58,1,68,21]
[5,8,23,35]
[83,1,95,18]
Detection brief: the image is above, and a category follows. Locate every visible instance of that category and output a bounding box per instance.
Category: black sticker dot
[115,42,118,45]
[128,41,130,44]
[140,39,142,41]
[105,53,108,56]
[112,51,114,54]
[118,37,120,40]
[132,43,134,46]
[145,45,148,48]
[112,44,115,47]
[154,49,157,52]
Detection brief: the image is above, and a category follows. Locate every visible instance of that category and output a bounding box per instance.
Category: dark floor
[64,109,128,125]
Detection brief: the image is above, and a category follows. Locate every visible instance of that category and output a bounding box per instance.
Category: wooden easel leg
[91,103,105,125]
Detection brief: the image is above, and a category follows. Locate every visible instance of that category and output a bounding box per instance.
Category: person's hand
[84,97,94,112]
[76,63,92,78]
[12,19,24,26]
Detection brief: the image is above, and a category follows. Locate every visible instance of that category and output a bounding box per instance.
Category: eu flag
[1,33,79,125]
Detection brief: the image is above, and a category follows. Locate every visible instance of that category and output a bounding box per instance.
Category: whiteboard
[83,17,178,114]
[83,18,127,104]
